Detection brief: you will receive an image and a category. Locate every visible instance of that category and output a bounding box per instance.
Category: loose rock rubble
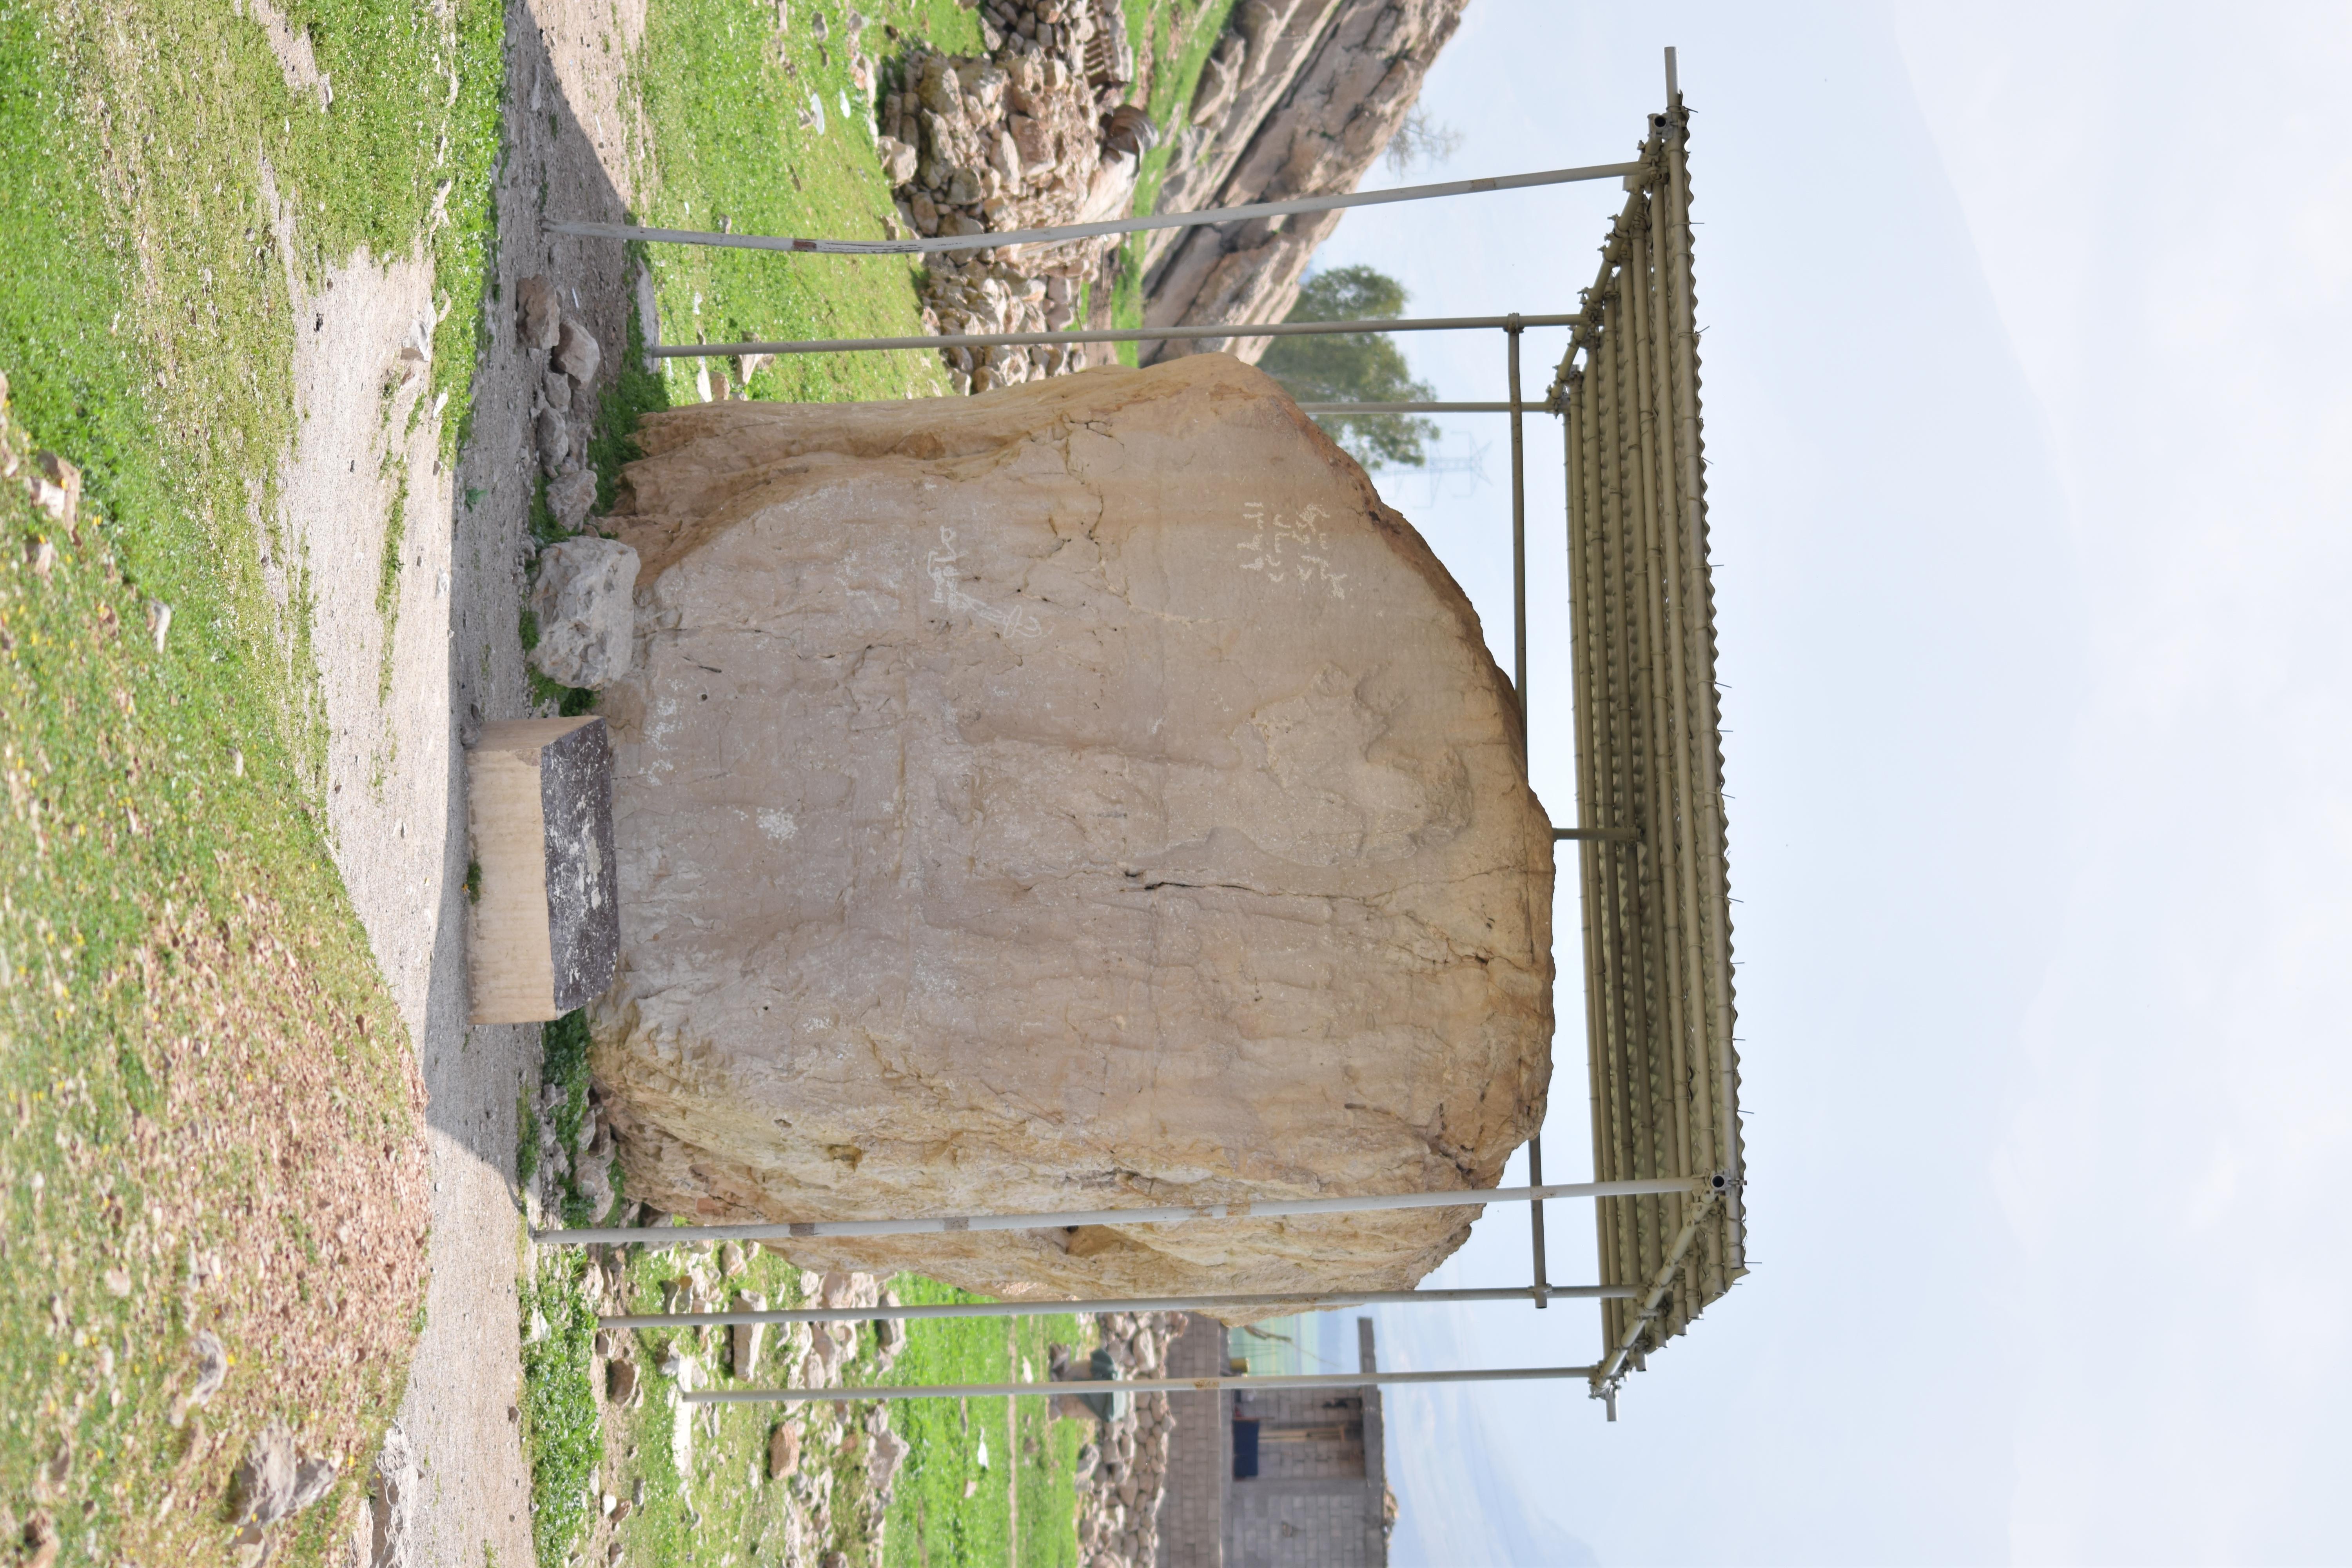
[1065,1311,1182,1568]
[875,0,1154,393]
[572,1245,912,1566]
[517,272,603,488]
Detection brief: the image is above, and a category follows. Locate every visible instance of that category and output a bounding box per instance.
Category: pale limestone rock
[528,537,639,690]
[547,468,598,533]
[515,275,563,352]
[555,315,603,387]
[592,354,1553,1307]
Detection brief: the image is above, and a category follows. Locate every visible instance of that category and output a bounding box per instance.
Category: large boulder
[592,354,1553,1305]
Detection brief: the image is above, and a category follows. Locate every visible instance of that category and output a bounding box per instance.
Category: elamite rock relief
[590,354,1555,1307]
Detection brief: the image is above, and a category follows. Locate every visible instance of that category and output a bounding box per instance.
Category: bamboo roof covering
[1550,99,1747,1386]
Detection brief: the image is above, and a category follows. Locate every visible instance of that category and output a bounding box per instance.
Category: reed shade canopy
[1548,96,1746,1385]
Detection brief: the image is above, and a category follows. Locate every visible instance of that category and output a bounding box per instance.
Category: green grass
[1109,0,1239,355]
[521,1249,604,1568]
[0,407,433,1562]
[624,0,972,410]
[520,1249,1090,1568]
[880,1278,1087,1568]
[510,1063,1091,1568]
[0,0,506,1555]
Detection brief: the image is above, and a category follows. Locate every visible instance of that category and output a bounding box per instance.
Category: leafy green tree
[1257,265,1440,469]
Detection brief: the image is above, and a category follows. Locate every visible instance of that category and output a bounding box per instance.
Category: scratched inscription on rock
[1235,501,1347,598]
[926,526,1044,639]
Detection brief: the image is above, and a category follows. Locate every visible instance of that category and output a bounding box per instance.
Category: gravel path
[291,0,652,1558]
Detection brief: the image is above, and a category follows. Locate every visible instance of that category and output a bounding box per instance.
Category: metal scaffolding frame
[537,49,1740,1419]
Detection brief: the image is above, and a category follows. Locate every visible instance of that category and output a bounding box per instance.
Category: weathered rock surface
[1142,0,1470,362]
[528,536,639,690]
[591,354,1553,1304]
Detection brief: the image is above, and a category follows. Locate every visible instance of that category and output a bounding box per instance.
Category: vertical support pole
[1528,1137,1550,1308]
[1505,314,1542,1307]
[1508,313,1528,733]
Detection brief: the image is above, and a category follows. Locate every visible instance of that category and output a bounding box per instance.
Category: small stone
[730,1293,767,1378]
[543,370,572,413]
[34,451,79,528]
[593,1330,614,1359]
[168,1330,227,1426]
[232,1422,298,1530]
[517,276,563,351]
[876,134,919,185]
[767,1420,802,1479]
[535,408,569,478]
[611,1498,634,1523]
[527,535,639,690]
[29,539,54,580]
[547,469,598,534]
[20,1514,59,1568]
[31,1440,70,1503]
[866,1424,909,1494]
[102,1268,131,1298]
[718,1241,746,1278]
[874,1308,906,1369]
[555,316,603,386]
[147,599,172,653]
[600,1491,617,1515]
[608,1357,641,1406]
[290,1453,338,1513]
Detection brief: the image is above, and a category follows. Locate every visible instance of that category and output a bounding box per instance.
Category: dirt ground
[278,0,654,1557]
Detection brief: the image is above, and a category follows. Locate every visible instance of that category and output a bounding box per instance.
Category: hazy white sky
[1298,4,2352,1563]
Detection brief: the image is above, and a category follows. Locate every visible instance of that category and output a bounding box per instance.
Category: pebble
[168,1330,228,1426]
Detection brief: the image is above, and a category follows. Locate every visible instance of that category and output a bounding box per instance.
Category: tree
[1383,106,1465,179]
[1257,265,1440,470]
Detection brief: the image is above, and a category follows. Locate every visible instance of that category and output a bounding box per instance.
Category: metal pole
[602,1283,1638,1331]
[1555,827,1640,842]
[1526,1138,1550,1310]
[1591,1193,1715,1398]
[646,316,1583,361]
[1508,313,1529,731]
[533,1176,1716,1248]
[548,160,1648,259]
[1502,311,1548,1314]
[688,1364,1604,1406]
[1296,402,1543,414]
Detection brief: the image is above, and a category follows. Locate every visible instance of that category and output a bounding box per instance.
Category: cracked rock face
[591,354,1553,1305]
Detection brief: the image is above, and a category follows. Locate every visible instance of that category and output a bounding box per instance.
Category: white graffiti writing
[927,527,1045,639]
[1235,501,1346,598]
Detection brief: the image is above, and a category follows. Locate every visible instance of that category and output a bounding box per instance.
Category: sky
[1292,4,2352,1563]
